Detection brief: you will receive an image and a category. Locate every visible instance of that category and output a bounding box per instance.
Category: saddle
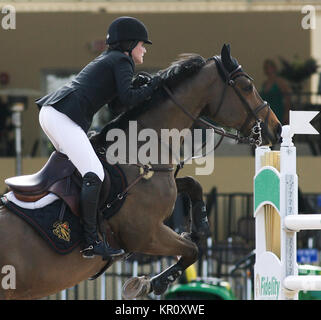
[5,151,111,217]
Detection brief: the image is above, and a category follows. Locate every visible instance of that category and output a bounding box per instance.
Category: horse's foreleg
[175,176,210,239]
[148,224,199,295]
[122,224,198,299]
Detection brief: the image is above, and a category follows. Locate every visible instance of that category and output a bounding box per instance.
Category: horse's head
[203,44,282,146]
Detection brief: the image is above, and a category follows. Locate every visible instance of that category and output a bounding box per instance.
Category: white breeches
[39,105,104,182]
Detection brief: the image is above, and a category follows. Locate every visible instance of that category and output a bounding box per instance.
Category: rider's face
[131,41,146,65]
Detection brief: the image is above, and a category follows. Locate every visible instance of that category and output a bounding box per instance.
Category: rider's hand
[132,74,151,88]
[149,75,163,90]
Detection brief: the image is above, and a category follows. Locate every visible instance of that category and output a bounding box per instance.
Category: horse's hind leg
[123,223,198,299]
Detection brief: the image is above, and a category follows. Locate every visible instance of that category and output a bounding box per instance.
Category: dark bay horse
[0,44,281,299]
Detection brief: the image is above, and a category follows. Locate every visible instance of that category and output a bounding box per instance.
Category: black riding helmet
[106,16,152,46]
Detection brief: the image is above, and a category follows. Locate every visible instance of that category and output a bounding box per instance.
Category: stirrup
[80,240,125,259]
[81,244,95,259]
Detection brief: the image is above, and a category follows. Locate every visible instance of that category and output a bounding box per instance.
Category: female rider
[36,16,161,259]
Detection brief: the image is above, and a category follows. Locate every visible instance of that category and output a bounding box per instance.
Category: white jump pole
[254,111,320,300]
[284,275,321,292]
[284,215,321,232]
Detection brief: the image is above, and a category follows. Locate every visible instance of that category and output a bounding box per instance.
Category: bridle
[210,55,272,145]
[163,55,273,151]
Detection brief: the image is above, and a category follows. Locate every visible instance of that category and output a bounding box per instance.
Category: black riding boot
[80,172,124,259]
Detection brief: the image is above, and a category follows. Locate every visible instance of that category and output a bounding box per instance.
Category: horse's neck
[122,63,218,166]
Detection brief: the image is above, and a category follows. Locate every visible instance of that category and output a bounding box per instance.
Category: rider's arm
[113,57,155,108]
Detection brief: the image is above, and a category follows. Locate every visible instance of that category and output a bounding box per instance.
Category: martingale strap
[104,163,174,211]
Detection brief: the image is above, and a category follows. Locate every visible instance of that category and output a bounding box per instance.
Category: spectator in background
[260,59,292,125]
[0,96,14,156]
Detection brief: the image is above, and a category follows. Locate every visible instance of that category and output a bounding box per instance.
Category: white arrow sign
[290,110,319,135]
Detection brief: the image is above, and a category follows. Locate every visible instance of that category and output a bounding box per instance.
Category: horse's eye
[243,84,253,92]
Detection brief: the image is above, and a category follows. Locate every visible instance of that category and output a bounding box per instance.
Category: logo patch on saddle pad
[3,199,83,255]
[53,221,71,242]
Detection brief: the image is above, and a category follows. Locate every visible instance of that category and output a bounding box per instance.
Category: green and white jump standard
[254,124,321,300]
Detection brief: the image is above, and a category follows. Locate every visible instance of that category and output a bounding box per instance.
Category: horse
[0,44,281,300]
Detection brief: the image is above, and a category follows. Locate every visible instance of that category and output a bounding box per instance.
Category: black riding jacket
[35,49,155,132]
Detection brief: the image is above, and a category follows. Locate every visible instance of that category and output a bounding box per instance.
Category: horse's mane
[159,53,207,90]
[92,54,206,146]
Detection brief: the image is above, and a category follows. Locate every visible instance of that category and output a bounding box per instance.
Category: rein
[163,57,270,149]
[163,85,240,148]
[162,56,274,177]
[101,55,271,203]
[163,84,263,178]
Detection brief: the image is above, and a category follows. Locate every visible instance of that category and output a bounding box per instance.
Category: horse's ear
[221,43,232,67]
[222,43,231,55]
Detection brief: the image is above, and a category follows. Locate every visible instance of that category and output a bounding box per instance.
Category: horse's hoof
[122,276,151,300]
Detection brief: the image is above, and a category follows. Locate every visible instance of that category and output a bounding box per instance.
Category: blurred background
[0,0,321,300]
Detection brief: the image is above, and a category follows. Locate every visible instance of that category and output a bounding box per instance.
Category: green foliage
[278,56,318,84]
